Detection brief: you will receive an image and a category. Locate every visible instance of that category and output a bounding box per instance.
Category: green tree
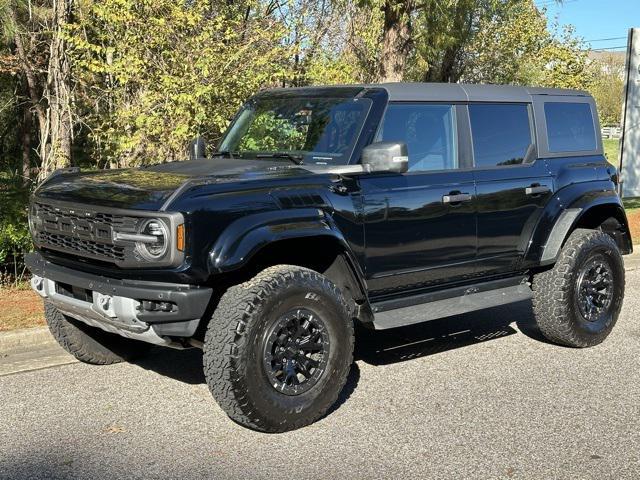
[462,1,592,90]
[1,0,74,182]
[589,53,625,126]
[69,0,291,167]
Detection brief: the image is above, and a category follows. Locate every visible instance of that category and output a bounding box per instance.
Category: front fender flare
[208,208,355,274]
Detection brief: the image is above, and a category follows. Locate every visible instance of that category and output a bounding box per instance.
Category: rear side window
[544,102,596,152]
[377,103,458,172]
[469,103,532,168]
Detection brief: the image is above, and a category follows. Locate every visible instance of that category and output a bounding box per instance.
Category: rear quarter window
[544,102,596,152]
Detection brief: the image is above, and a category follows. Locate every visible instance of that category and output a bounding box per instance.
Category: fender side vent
[275,193,327,209]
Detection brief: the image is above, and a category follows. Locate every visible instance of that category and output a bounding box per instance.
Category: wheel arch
[536,190,632,266]
[207,209,368,309]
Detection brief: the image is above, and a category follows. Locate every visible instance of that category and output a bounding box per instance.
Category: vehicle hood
[34,158,303,210]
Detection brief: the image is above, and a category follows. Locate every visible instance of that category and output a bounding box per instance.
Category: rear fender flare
[531,182,631,266]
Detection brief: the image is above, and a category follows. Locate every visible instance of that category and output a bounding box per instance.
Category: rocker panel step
[371,277,532,330]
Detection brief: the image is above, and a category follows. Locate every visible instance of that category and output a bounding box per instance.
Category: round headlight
[136,219,169,260]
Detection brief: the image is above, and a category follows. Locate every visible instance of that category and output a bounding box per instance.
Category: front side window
[544,102,596,152]
[469,103,533,168]
[377,103,458,172]
[219,96,372,165]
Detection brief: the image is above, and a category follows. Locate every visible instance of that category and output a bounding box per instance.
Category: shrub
[0,174,32,286]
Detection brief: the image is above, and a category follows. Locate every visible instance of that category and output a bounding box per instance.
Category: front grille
[33,202,137,263]
[40,231,126,261]
[37,203,136,230]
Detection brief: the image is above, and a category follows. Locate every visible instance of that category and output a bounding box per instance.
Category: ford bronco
[26,83,632,432]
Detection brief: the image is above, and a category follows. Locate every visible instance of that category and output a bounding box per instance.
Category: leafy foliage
[415,0,592,90]
[589,54,625,126]
[238,112,307,152]
[0,173,31,283]
[0,0,621,281]
[69,0,291,167]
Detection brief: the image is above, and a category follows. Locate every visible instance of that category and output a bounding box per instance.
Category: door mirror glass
[361,142,409,173]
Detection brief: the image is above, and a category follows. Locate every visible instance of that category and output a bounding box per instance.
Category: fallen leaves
[103,424,126,434]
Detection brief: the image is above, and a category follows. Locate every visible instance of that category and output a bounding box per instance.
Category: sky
[537,0,639,51]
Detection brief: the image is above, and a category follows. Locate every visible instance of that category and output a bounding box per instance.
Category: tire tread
[202,265,354,432]
[532,228,625,347]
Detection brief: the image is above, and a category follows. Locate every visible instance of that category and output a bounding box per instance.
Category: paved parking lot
[1,270,639,479]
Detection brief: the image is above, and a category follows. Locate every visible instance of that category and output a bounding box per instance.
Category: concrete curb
[0,327,54,352]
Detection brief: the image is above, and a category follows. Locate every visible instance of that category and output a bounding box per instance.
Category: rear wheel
[45,302,151,364]
[203,265,354,432]
[532,228,625,347]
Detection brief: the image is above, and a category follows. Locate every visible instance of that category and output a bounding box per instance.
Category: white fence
[602,126,622,139]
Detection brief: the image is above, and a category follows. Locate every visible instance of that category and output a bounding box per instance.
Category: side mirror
[189,137,206,160]
[361,142,409,173]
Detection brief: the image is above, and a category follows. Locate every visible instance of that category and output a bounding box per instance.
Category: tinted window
[469,103,532,167]
[378,104,458,172]
[544,102,596,152]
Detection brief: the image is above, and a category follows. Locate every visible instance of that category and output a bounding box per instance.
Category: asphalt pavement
[1,270,639,479]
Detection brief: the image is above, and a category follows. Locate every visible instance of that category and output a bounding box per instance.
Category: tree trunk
[21,107,32,185]
[38,0,74,182]
[425,46,461,83]
[11,14,46,134]
[378,1,413,82]
[10,1,74,184]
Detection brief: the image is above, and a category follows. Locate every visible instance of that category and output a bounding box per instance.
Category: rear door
[360,102,477,297]
[469,103,554,276]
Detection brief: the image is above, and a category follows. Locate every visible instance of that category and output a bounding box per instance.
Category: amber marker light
[176,224,185,251]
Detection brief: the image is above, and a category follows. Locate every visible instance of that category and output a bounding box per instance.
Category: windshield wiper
[255,152,304,165]
[211,150,241,158]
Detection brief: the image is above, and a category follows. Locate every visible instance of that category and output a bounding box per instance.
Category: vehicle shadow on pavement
[128,301,546,415]
[355,299,547,366]
[133,348,206,385]
[132,346,362,397]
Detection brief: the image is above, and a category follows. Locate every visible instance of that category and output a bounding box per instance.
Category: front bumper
[25,252,212,346]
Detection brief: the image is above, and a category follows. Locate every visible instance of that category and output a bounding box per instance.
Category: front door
[467,103,554,275]
[360,102,477,297]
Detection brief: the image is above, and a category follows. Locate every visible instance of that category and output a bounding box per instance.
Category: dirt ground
[0,287,45,331]
[628,210,640,245]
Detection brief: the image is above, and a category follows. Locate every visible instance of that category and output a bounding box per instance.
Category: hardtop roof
[258,82,591,103]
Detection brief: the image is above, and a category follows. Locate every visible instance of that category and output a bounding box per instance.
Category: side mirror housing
[189,137,206,160]
[361,142,409,173]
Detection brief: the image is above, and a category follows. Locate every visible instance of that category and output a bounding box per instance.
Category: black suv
[26,83,632,432]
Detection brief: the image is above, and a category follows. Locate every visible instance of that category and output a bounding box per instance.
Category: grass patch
[623,197,640,212]
[0,287,45,331]
[603,138,620,165]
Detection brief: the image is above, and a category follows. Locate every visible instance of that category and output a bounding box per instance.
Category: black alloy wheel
[262,308,330,396]
[575,254,615,323]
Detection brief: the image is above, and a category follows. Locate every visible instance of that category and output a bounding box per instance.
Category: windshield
[218,95,372,165]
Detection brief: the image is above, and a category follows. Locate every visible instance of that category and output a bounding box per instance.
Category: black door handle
[525,185,550,196]
[442,193,472,204]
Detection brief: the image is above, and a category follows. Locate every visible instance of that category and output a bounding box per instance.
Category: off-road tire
[45,302,151,365]
[203,265,354,433]
[532,228,625,347]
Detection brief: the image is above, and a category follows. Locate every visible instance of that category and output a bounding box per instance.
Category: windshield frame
[217,90,376,166]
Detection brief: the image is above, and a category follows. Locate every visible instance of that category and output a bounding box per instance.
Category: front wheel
[532,228,625,347]
[45,302,151,364]
[202,265,354,432]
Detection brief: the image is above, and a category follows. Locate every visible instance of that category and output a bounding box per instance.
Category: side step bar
[371,276,532,330]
